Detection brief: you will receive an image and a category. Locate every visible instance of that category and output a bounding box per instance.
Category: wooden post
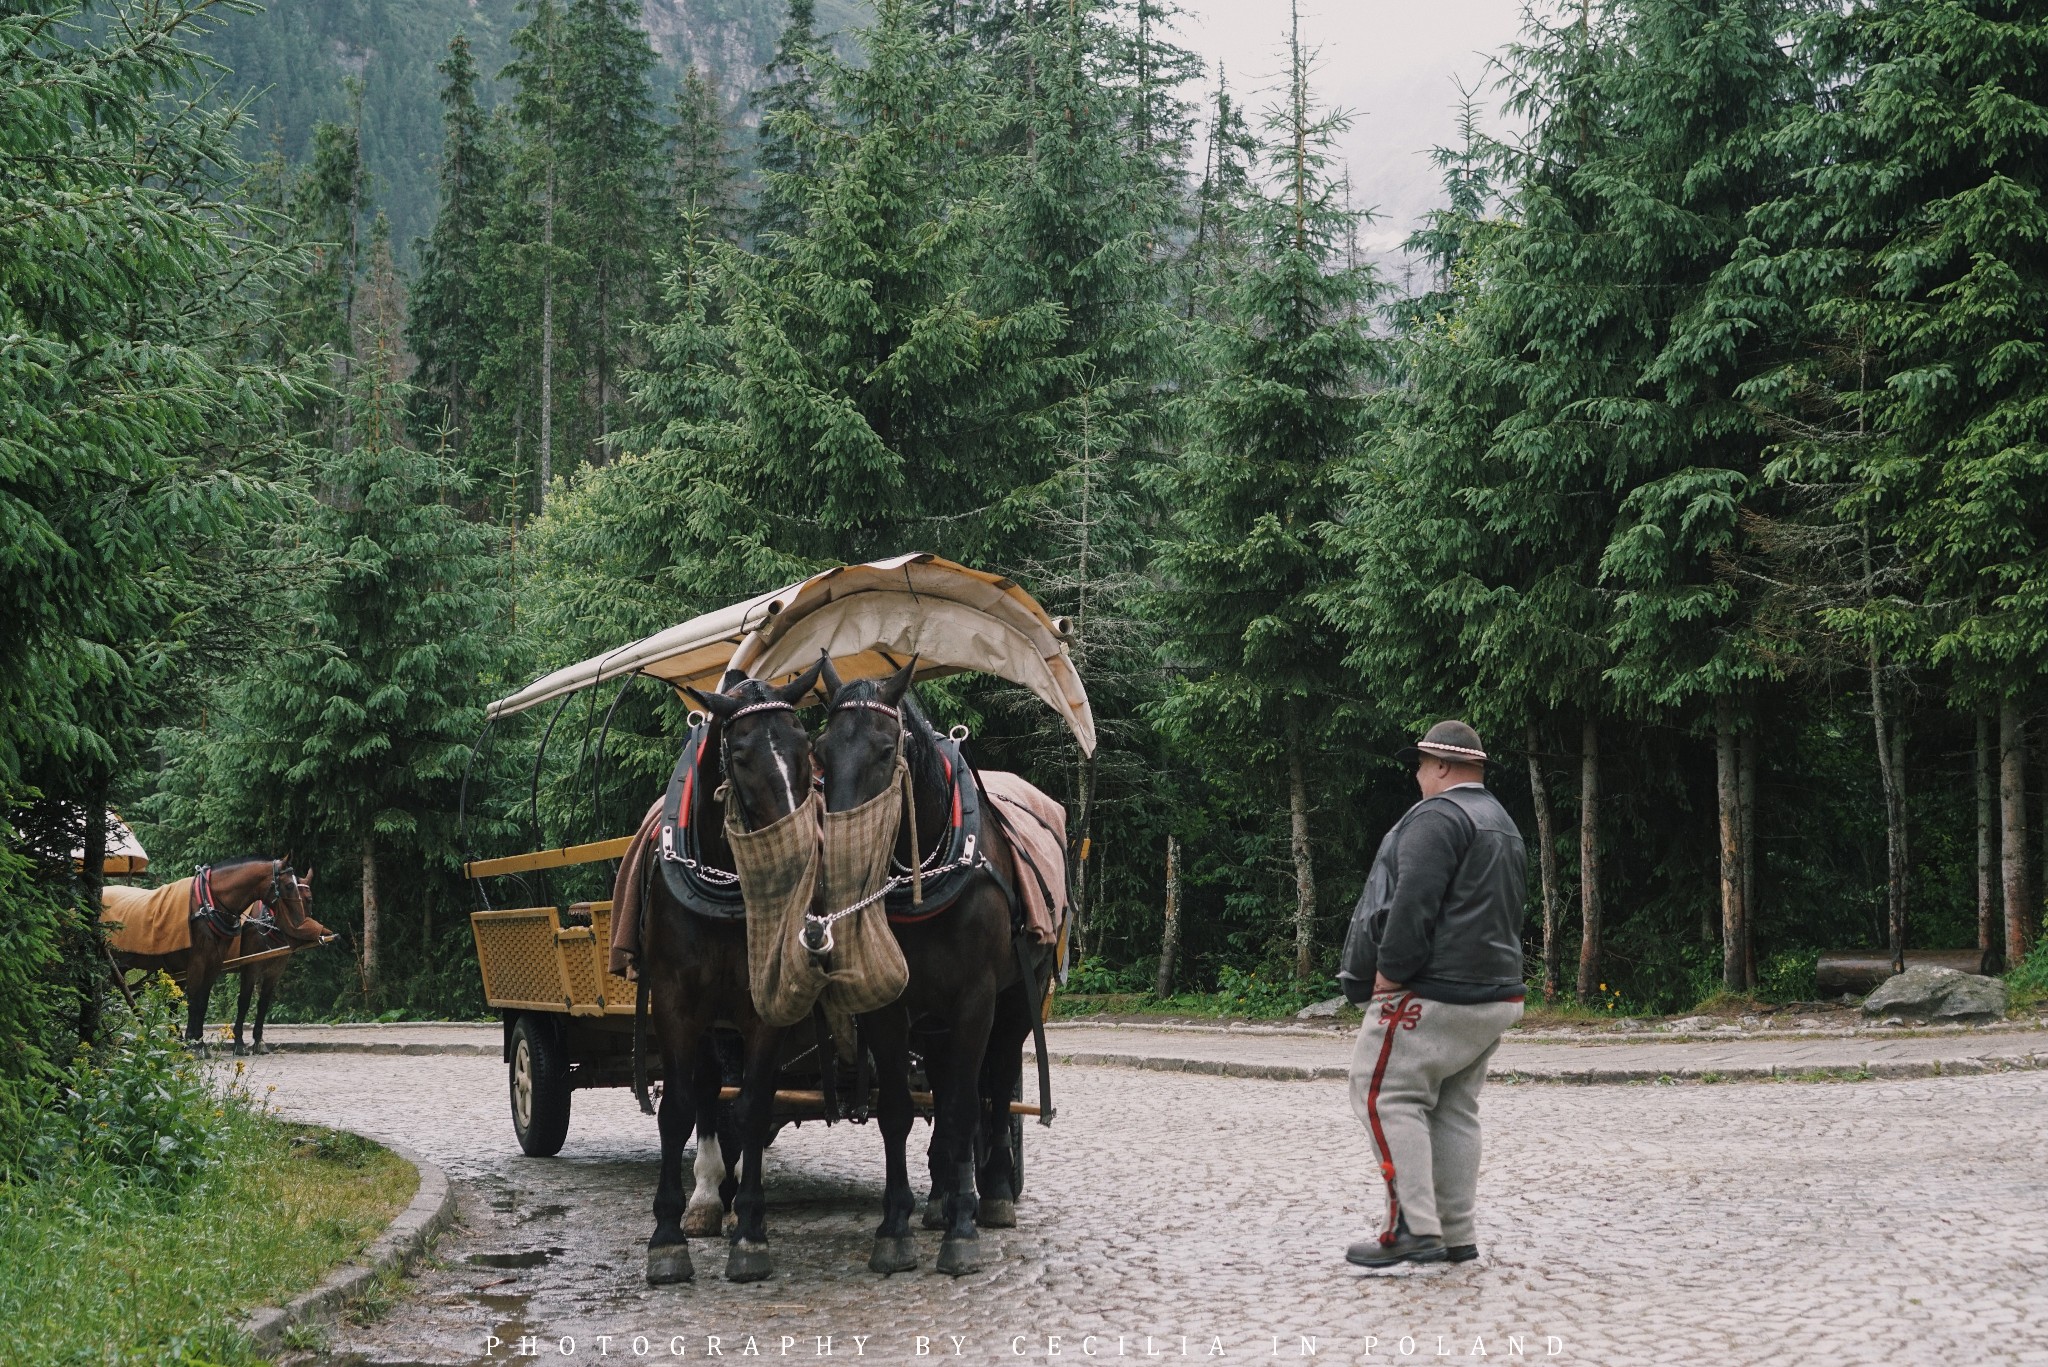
[1286,703,1317,981]
[1156,835,1182,997]
[1977,710,2000,968]
[1525,722,1562,1003]
[1715,698,1745,993]
[1575,719,1602,1001]
[2000,700,2030,967]
[360,836,381,998]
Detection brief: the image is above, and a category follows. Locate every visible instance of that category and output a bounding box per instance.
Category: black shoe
[1446,1244,1478,1263]
[1346,1229,1447,1268]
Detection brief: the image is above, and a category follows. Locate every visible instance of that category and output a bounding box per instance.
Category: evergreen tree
[666,64,740,244]
[1149,3,1382,981]
[410,32,505,464]
[750,0,827,242]
[202,327,502,998]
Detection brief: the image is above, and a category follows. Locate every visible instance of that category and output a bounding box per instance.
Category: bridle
[715,697,806,832]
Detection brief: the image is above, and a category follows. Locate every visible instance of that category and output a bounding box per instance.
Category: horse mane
[210,855,276,873]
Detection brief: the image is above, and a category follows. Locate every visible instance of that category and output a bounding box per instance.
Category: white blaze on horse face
[772,746,799,816]
[690,1132,724,1210]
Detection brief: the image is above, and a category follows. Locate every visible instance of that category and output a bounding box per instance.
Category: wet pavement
[238,1047,2048,1366]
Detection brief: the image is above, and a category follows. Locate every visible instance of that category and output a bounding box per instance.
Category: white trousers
[1348,992,1522,1244]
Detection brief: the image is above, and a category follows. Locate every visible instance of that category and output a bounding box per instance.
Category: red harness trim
[678,732,708,829]
[1364,992,1424,1244]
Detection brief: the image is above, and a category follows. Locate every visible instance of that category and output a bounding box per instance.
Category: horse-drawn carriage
[462,554,1092,1280]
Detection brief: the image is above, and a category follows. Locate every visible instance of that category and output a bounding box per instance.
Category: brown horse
[106,859,312,1050]
[231,869,327,1055]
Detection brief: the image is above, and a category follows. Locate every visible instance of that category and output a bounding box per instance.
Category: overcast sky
[1168,1,1528,270]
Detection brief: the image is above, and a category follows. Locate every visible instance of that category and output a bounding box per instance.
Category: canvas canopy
[487,554,1095,754]
[72,810,149,876]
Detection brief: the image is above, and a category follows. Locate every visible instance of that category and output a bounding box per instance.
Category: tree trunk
[1715,699,1745,993]
[1156,835,1182,998]
[1070,750,1097,961]
[1526,722,1562,1003]
[1285,704,1317,981]
[1871,662,1908,973]
[1977,710,2000,966]
[80,782,109,1041]
[2002,701,2031,967]
[1739,727,1758,990]
[360,836,381,999]
[1575,718,1602,1001]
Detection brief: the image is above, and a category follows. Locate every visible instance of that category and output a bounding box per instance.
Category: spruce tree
[750,0,827,242]
[218,325,502,999]
[409,32,504,465]
[1149,3,1381,981]
[667,64,740,244]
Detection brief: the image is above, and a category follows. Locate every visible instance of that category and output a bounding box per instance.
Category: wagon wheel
[509,1015,572,1157]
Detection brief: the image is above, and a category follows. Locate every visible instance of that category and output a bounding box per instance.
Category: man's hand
[1374,972,1403,996]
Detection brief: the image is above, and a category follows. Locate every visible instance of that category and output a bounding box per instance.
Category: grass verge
[1,1111,413,1366]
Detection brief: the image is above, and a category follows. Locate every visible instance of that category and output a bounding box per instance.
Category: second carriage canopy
[487,553,1096,755]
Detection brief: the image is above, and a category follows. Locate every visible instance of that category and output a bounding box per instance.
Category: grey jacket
[1339,785,1527,1004]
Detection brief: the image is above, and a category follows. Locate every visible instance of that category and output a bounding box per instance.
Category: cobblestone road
[245,1051,2048,1367]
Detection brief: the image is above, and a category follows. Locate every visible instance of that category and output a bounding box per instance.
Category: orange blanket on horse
[101,879,195,956]
[979,771,1068,946]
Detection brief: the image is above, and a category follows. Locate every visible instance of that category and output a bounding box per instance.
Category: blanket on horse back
[100,879,196,956]
[979,771,1068,946]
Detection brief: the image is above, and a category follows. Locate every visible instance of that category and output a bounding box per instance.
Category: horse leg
[233,967,255,1056]
[724,1021,779,1282]
[682,1043,727,1238]
[252,967,278,1054]
[921,1044,952,1229]
[865,1005,919,1274]
[647,1008,705,1285]
[933,990,997,1277]
[186,962,213,1052]
[976,975,1035,1228]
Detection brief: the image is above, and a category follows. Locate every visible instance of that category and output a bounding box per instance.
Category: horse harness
[190,861,297,942]
[657,721,749,922]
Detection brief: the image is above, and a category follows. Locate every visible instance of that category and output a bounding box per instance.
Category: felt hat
[1396,720,1489,765]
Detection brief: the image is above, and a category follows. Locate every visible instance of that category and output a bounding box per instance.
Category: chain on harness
[800,703,979,957]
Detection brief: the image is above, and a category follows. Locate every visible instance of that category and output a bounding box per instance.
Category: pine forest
[7,0,2048,1144]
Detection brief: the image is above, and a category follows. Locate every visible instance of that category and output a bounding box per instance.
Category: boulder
[1296,996,1348,1021]
[1861,964,2007,1023]
[1664,1015,1716,1033]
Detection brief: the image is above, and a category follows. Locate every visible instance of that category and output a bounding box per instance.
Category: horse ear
[817,651,843,702]
[878,656,917,707]
[773,656,824,706]
[684,685,741,718]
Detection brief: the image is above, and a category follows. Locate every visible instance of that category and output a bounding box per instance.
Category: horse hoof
[232,1043,248,1057]
[936,1237,983,1277]
[725,1241,772,1283]
[977,1197,1016,1228]
[253,1042,271,1056]
[922,1198,946,1230]
[683,1201,724,1239]
[868,1235,920,1275]
[646,1243,694,1285]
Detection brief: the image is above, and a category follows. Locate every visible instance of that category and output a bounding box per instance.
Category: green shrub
[0,835,69,1178]
[2007,939,2048,1005]
[1211,965,1334,1017]
[20,977,235,1196]
[1064,957,1152,995]
[1758,948,1820,1003]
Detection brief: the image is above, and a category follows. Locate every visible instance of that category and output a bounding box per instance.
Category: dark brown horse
[639,662,824,1285]
[108,858,312,1050]
[815,659,1051,1277]
[231,868,327,1055]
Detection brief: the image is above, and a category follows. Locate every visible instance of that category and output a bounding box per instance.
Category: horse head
[816,655,917,815]
[684,658,825,831]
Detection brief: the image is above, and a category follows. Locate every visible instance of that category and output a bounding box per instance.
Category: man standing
[1339,720,1526,1268]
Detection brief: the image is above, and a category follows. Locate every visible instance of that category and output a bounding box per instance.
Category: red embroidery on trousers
[1365,993,1424,1244]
